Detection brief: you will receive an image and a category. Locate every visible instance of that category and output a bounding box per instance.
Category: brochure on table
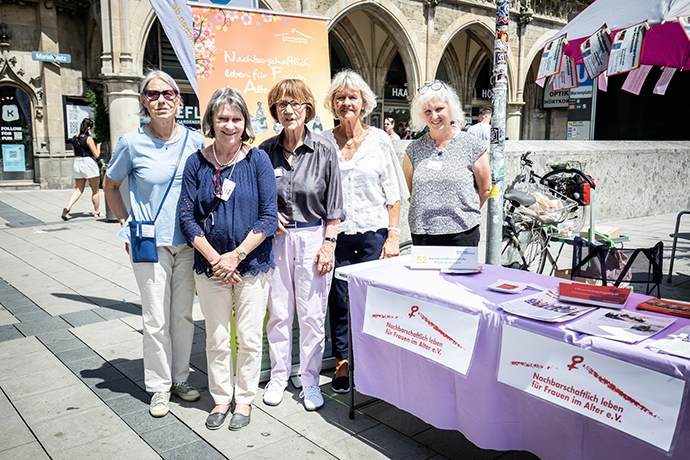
[498,325,685,452]
[659,325,690,359]
[567,309,675,343]
[411,246,478,271]
[363,285,479,375]
[500,290,596,323]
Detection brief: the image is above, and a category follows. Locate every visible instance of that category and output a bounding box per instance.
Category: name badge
[426,158,444,170]
[141,224,156,238]
[220,178,236,201]
[274,168,283,178]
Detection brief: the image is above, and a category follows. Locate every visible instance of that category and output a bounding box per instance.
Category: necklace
[337,127,368,150]
[213,142,242,168]
[149,123,178,142]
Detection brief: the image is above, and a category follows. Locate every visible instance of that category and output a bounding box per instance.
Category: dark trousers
[411,225,480,247]
[328,228,387,361]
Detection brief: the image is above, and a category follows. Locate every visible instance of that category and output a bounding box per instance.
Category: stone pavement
[0,189,688,460]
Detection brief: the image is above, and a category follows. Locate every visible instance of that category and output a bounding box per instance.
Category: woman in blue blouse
[178,87,278,431]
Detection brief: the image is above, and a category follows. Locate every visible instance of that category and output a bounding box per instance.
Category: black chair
[668,211,690,283]
[571,237,663,298]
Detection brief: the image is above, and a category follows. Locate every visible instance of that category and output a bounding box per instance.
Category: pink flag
[536,77,546,88]
[598,72,608,92]
[621,65,653,95]
[653,67,676,95]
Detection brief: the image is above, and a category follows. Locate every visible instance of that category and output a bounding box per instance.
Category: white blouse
[323,127,410,235]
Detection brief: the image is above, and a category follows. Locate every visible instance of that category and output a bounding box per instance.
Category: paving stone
[2,296,40,312]
[106,391,152,416]
[65,355,109,377]
[14,316,71,336]
[139,421,201,453]
[0,335,45,356]
[160,439,226,460]
[76,363,124,388]
[12,309,50,322]
[0,441,50,460]
[0,289,31,302]
[0,308,18,325]
[110,358,145,382]
[362,400,432,437]
[91,377,146,402]
[49,430,161,460]
[233,434,337,460]
[0,415,36,451]
[0,325,23,342]
[121,407,179,433]
[36,329,77,344]
[0,391,15,418]
[60,309,108,327]
[54,346,101,364]
[324,423,436,460]
[1,363,79,400]
[11,383,103,424]
[43,337,87,354]
[93,304,141,320]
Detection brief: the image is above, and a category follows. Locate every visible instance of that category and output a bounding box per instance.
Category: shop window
[0,86,34,181]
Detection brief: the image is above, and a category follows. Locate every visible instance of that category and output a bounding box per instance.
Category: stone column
[506,102,524,140]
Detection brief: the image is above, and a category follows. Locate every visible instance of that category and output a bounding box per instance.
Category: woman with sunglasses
[178,87,278,431]
[383,117,400,140]
[259,79,343,411]
[104,70,205,418]
[322,69,409,393]
[402,81,492,247]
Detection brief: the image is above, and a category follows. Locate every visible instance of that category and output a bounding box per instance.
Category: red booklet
[558,282,630,309]
[636,298,690,318]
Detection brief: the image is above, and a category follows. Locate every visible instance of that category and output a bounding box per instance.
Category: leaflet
[567,309,675,343]
[499,290,596,323]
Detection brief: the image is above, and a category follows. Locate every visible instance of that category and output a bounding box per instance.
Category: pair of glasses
[212,168,222,197]
[417,81,447,95]
[275,100,304,112]
[143,89,179,102]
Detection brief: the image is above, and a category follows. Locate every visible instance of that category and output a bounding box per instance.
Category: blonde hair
[323,69,377,119]
[409,81,464,132]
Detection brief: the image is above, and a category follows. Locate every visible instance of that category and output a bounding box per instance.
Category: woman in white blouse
[322,69,409,393]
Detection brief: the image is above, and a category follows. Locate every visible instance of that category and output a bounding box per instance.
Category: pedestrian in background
[104,70,205,418]
[384,117,400,140]
[62,118,103,220]
[178,87,278,431]
[467,106,492,141]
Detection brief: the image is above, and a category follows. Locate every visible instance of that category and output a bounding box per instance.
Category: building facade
[0,0,580,188]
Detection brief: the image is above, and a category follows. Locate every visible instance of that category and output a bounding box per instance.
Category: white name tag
[274,168,283,177]
[426,158,444,170]
[140,224,156,238]
[220,178,236,201]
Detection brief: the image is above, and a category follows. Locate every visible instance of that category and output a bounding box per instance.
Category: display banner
[537,35,566,80]
[608,22,646,76]
[363,286,479,375]
[497,325,685,451]
[190,3,332,144]
[410,246,478,270]
[580,24,612,80]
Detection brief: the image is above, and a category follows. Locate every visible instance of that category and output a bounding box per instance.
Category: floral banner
[191,4,332,144]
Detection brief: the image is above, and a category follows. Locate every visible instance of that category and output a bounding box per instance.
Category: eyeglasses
[212,168,222,197]
[275,100,305,112]
[417,81,447,95]
[143,89,179,102]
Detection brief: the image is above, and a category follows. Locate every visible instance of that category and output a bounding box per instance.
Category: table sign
[497,325,685,451]
[411,245,478,270]
[363,285,479,375]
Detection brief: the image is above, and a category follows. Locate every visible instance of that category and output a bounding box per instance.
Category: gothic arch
[329,17,372,82]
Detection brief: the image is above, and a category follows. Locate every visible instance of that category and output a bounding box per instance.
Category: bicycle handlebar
[539,168,596,189]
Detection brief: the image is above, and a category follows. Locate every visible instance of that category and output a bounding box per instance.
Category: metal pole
[485,0,510,265]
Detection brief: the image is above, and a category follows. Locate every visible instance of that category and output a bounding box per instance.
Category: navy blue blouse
[178,147,278,277]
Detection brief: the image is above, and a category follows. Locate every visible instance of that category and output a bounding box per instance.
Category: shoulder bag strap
[152,127,189,222]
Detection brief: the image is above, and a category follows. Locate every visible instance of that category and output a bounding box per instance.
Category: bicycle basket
[514,183,579,226]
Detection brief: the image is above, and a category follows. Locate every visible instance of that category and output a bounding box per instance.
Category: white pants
[267,226,332,387]
[130,244,195,393]
[196,271,270,406]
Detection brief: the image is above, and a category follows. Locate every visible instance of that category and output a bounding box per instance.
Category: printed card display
[659,325,690,359]
[363,285,479,375]
[678,16,690,42]
[552,55,578,90]
[637,297,690,319]
[566,308,676,343]
[411,246,478,271]
[537,35,566,79]
[498,325,685,451]
[608,23,646,76]
[488,279,527,294]
[581,24,612,80]
[558,282,630,309]
[499,290,595,322]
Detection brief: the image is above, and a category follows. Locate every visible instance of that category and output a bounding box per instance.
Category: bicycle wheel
[501,228,547,273]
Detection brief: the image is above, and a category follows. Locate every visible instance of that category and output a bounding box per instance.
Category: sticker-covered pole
[485,0,509,266]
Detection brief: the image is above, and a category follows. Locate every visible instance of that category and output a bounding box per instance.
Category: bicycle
[501,152,596,273]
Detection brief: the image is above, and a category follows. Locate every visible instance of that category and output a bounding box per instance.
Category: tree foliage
[85,87,110,144]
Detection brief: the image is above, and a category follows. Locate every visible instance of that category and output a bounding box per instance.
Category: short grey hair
[323,69,377,120]
[409,81,464,132]
[138,70,183,118]
[202,87,255,143]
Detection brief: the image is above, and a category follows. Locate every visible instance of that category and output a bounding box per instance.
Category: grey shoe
[228,407,251,431]
[205,408,230,430]
[149,391,171,417]
[171,381,200,402]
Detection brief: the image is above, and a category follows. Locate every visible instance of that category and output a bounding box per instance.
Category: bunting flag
[653,67,677,95]
[537,35,567,80]
[581,24,612,80]
[552,55,579,90]
[608,22,646,76]
[621,64,653,95]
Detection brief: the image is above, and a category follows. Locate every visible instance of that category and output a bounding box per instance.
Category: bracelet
[324,237,337,244]
[387,226,400,233]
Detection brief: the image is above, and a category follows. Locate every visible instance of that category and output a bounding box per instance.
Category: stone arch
[524,29,560,87]
[325,0,423,93]
[135,8,159,75]
[329,18,372,82]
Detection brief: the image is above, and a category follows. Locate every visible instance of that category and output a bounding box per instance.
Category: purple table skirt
[347,260,690,460]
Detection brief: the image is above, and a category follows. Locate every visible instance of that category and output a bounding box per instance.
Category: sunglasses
[143,89,179,102]
[417,81,447,95]
[275,100,305,112]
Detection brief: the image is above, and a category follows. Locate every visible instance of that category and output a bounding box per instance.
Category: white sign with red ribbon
[497,325,685,451]
[363,286,479,375]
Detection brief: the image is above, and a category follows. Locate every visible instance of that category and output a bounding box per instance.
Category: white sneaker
[149,391,170,417]
[300,386,324,411]
[263,379,288,406]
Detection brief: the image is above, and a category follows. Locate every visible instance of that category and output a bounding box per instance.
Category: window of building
[0,86,34,181]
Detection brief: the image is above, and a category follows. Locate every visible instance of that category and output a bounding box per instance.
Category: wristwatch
[325,237,337,244]
[235,247,247,260]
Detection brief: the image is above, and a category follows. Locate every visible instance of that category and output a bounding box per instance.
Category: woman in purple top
[178,87,278,431]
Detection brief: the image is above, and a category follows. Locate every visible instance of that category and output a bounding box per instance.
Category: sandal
[93,212,106,218]
[61,208,70,221]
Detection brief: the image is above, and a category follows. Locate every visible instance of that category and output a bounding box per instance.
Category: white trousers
[196,271,270,406]
[267,226,332,387]
[130,244,195,393]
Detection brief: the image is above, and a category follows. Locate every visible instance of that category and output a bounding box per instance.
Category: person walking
[466,107,492,141]
[62,118,103,220]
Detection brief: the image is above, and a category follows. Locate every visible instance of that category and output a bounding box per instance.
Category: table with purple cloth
[345,256,690,460]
